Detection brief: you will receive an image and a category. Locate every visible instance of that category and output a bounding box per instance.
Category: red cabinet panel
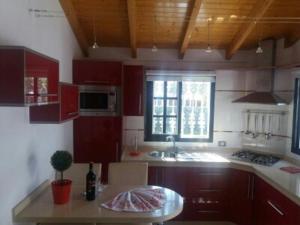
[60,84,79,121]
[73,60,122,85]
[123,65,144,116]
[0,47,58,106]
[229,169,254,225]
[73,116,122,181]
[29,83,79,123]
[254,176,300,225]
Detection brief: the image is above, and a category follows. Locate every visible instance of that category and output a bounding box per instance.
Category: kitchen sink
[148,150,177,158]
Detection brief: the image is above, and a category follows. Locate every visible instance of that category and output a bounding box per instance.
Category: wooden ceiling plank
[179,0,203,59]
[225,0,275,59]
[127,0,137,58]
[59,0,89,56]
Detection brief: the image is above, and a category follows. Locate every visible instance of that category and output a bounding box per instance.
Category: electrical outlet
[218,141,227,147]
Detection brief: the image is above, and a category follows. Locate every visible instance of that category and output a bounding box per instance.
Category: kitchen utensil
[245,112,251,135]
[266,114,272,140]
[252,114,259,139]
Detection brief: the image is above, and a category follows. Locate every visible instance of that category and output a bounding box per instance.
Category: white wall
[90,41,290,153]
[274,39,300,160]
[0,1,82,225]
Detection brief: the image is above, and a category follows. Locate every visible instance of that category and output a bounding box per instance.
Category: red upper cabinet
[0,47,58,106]
[73,60,122,85]
[60,83,79,121]
[123,65,144,116]
[29,83,79,123]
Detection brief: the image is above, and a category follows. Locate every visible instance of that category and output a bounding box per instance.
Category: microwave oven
[79,85,121,116]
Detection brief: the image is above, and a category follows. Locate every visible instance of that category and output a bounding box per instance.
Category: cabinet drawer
[183,202,227,221]
[186,168,229,192]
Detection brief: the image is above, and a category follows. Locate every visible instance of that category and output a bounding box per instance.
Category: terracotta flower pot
[51,179,72,204]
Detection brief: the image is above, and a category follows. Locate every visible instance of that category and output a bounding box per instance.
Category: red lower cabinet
[254,176,300,225]
[229,169,254,225]
[148,167,300,224]
[73,116,122,182]
[148,166,229,221]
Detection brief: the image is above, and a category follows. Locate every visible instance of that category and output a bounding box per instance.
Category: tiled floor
[165,222,236,225]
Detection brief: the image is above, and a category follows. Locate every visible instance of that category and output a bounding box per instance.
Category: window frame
[292,78,300,155]
[145,80,215,142]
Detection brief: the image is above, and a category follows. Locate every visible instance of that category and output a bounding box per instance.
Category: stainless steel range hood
[232,40,287,105]
[232,92,286,105]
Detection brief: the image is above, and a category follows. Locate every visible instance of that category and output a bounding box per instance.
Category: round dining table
[13,182,184,224]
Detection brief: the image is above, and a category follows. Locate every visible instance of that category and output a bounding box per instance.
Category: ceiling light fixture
[152,45,158,52]
[230,15,238,19]
[92,16,99,49]
[255,21,263,54]
[205,18,212,53]
[152,15,158,52]
[216,17,224,22]
[256,41,263,54]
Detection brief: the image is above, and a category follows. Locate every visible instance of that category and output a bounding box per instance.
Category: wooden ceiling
[60,0,300,59]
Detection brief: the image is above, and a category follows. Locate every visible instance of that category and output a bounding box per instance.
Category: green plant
[50,150,72,183]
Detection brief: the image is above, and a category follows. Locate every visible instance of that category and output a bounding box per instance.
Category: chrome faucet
[166,135,177,153]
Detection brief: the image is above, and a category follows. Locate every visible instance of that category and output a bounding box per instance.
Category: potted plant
[50,150,73,204]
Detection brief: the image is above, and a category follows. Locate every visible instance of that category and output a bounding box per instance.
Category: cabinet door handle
[251,176,255,200]
[267,200,284,216]
[115,142,119,162]
[138,94,142,115]
[247,175,251,199]
[67,112,78,116]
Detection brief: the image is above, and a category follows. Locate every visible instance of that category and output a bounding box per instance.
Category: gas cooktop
[232,150,280,166]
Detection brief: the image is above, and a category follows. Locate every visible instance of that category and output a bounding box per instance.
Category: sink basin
[148,151,177,158]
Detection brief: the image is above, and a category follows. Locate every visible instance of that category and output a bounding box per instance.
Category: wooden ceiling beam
[225,0,275,60]
[59,0,89,57]
[179,0,202,59]
[127,0,137,58]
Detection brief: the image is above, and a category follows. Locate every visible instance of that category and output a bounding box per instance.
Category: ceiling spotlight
[91,16,99,49]
[230,15,238,19]
[205,45,212,53]
[92,42,99,49]
[256,44,263,54]
[152,44,158,52]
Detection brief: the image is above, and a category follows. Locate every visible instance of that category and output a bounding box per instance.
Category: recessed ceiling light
[207,17,213,22]
[230,15,238,19]
[216,17,224,22]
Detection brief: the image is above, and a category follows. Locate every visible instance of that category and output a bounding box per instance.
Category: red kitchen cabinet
[73,60,122,85]
[0,47,58,106]
[229,169,254,225]
[29,83,79,123]
[183,167,230,221]
[73,116,122,182]
[123,65,144,116]
[254,176,300,225]
[148,166,229,221]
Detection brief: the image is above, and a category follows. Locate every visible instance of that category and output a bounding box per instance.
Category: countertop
[14,184,183,223]
[122,146,300,207]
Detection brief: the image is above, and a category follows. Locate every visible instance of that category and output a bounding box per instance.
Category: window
[292,78,300,154]
[145,72,215,142]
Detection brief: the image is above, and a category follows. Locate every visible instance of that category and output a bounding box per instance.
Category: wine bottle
[86,162,96,201]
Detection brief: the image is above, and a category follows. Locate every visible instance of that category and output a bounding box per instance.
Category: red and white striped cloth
[101,188,166,212]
